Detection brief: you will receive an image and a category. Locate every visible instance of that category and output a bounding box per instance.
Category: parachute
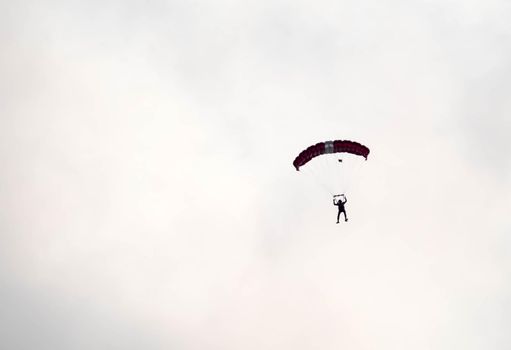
[293,140,370,195]
[293,140,369,171]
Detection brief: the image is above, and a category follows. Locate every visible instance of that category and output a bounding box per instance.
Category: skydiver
[333,194,348,223]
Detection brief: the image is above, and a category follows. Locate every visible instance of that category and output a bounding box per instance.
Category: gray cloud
[0,268,172,350]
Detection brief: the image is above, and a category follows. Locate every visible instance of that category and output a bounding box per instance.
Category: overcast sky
[1,0,511,349]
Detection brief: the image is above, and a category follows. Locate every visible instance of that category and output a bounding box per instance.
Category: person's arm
[342,198,347,204]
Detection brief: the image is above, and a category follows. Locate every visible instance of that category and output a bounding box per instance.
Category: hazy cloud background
[1,0,510,349]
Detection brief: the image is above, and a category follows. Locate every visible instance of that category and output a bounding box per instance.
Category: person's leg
[343,211,348,221]
[337,210,341,223]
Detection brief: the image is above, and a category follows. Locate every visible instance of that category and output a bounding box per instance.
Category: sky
[1,0,511,349]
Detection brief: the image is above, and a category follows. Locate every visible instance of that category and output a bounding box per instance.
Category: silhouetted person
[333,194,348,223]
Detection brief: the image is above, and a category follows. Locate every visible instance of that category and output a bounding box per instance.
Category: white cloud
[1,0,510,349]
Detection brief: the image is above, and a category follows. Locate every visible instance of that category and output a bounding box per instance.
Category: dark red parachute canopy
[293,140,370,171]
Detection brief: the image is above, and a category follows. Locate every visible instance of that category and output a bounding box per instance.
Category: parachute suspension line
[320,153,340,195]
[321,153,345,196]
[302,162,332,195]
[336,156,344,195]
[312,164,333,195]
[328,154,340,195]
[318,154,330,192]
[301,152,335,196]
[339,156,351,195]
[307,153,364,197]
[340,158,347,195]
[322,154,337,196]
